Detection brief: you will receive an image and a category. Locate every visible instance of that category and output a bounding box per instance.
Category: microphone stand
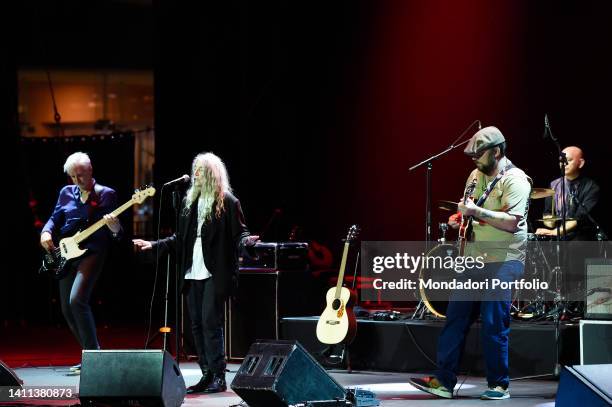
[172,187,181,360]
[571,193,609,254]
[145,184,179,359]
[542,114,567,377]
[409,120,480,319]
[409,120,481,247]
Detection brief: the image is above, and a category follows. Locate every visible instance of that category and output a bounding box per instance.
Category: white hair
[184,152,232,221]
[63,152,92,174]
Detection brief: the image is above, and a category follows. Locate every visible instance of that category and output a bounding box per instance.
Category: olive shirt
[464,158,533,263]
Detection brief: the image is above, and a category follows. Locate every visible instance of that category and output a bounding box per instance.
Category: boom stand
[409,121,480,319]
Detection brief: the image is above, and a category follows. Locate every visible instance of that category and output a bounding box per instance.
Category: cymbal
[438,200,458,212]
[536,216,576,222]
[530,188,555,199]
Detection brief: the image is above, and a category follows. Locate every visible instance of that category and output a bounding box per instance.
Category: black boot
[204,372,227,393]
[186,369,213,394]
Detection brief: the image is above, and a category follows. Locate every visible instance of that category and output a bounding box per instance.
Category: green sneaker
[481,385,510,400]
[408,376,453,399]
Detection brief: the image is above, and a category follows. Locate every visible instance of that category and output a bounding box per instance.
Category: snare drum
[527,233,554,241]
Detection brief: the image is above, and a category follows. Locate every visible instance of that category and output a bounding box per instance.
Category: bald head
[562,146,585,180]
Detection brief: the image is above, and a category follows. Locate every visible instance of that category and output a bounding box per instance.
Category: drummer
[535,146,600,241]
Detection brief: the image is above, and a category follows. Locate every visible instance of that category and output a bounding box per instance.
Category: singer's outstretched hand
[245,235,260,246]
[133,239,153,251]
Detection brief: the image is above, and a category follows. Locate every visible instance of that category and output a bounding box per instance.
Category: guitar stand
[323,343,353,373]
[411,300,431,319]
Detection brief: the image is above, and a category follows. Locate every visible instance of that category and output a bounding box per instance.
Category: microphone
[163,174,190,186]
[543,113,550,139]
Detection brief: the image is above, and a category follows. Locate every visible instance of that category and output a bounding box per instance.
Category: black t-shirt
[544,175,600,240]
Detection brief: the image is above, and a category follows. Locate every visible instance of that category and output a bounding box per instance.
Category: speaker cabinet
[231,340,346,407]
[556,364,612,406]
[585,258,612,320]
[227,268,318,360]
[79,350,185,407]
[580,320,612,364]
[0,359,22,387]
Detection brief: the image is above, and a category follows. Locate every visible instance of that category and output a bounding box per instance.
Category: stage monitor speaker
[585,258,612,320]
[79,350,185,407]
[556,364,612,407]
[580,320,612,364]
[231,340,346,407]
[0,359,22,387]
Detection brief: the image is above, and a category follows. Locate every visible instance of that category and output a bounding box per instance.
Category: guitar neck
[334,242,351,299]
[74,199,134,243]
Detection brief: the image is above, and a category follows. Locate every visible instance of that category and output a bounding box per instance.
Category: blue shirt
[42,182,118,253]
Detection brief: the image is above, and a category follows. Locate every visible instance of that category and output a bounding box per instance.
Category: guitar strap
[86,183,105,226]
[474,161,515,207]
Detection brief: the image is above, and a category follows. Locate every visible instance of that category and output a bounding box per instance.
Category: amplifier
[584,258,612,320]
[241,242,309,270]
[580,320,612,364]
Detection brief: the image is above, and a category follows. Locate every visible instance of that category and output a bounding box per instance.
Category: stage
[280,316,580,379]
[5,362,558,406]
[0,321,569,406]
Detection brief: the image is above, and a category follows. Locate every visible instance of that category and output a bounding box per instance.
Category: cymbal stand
[519,235,554,318]
[542,114,571,317]
[542,114,568,377]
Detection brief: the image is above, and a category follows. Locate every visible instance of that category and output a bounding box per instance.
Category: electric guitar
[40,186,156,280]
[458,178,477,256]
[316,225,359,345]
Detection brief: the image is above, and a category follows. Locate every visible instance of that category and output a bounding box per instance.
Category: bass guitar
[316,225,359,345]
[41,186,156,279]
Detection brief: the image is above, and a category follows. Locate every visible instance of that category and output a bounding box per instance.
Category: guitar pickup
[326,320,340,325]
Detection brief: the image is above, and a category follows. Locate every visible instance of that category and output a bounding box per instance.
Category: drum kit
[415,186,577,319]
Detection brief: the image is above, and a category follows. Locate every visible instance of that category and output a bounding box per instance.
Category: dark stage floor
[4,362,559,406]
[0,322,564,406]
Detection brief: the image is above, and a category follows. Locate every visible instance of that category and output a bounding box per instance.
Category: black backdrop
[8,135,135,324]
[2,0,611,325]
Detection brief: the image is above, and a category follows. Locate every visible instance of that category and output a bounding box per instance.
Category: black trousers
[185,278,226,375]
[58,253,104,350]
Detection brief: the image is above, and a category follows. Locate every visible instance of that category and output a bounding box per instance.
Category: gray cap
[464,126,505,156]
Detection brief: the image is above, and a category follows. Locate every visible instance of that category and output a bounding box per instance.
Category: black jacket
[154,192,251,299]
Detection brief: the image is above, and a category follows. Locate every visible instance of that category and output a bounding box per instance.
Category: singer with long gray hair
[133,152,259,394]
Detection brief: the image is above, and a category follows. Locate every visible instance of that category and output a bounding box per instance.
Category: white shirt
[184,198,213,280]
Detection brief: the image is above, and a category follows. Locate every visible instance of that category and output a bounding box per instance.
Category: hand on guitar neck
[448,178,478,231]
[457,179,477,256]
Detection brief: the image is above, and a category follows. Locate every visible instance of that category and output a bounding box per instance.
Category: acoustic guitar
[316,225,359,345]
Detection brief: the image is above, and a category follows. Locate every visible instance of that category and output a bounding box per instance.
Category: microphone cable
[144,185,166,349]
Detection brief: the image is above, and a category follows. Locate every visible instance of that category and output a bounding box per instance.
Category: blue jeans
[434,260,524,390]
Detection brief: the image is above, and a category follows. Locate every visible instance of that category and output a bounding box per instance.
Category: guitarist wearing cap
[409,127,532,400]
[40,152,122,371]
